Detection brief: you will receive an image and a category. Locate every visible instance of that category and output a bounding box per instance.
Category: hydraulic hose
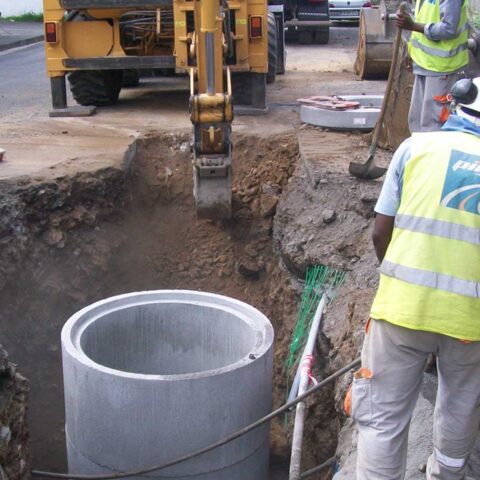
[32,357,361,480]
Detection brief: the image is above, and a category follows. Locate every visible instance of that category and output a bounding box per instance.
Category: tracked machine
[42,0,285,218]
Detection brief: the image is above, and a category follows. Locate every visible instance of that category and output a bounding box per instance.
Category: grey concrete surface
[0,20,43,51]
[62,291,274,480]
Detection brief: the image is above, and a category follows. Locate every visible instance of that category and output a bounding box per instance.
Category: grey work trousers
[408,72,464,133]
[353,319,480,480]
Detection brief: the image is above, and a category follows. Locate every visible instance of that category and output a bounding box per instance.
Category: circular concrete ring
[62,290,274,480]
[300,94,383,130]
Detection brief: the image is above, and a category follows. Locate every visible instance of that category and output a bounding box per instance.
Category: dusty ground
[0,25,397,480]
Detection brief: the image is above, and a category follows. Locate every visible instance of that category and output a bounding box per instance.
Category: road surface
[0,25,361,121]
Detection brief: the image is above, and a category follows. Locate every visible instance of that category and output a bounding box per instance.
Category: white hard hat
[451,77,480,116]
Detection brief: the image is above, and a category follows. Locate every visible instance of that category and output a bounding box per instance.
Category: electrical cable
[299,456,336,479]
[32,357,361,480]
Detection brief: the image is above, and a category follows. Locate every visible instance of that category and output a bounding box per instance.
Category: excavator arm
[190,0,233,219]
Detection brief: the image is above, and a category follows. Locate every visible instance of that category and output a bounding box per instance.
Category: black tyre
[314,27,329,45]
[285,27,298,43]
[232,72,267,110]
[68,70,122,107]
[298,29,314,44]
[267,12,278,84]
[121,69,140,88]
[275,14,286,75]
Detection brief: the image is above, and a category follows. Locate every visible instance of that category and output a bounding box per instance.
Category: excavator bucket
[194,153,232,219]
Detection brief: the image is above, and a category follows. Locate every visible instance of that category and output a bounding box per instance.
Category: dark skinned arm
[372,213,395,263]
[395,11,426,34]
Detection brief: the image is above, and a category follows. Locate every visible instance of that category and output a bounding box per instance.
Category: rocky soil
[0,346,29,480]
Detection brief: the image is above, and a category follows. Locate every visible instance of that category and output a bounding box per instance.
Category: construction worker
[396,0,468,133]
[351,77,480,480]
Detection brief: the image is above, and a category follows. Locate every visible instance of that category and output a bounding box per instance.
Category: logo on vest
[440,149,480,215]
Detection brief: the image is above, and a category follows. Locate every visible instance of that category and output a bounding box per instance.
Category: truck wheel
[121,69,140,88]
[68,70,122,106]
[267,12,278,84]
[298,29,314,44]
[285,27,298,43]
[314,27,329,45]
[232,72,266,110]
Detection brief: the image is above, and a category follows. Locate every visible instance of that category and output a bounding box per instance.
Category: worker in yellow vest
[351,77,480,480]
[396,0,469,132]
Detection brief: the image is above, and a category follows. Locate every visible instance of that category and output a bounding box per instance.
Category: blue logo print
[440,150,480,215]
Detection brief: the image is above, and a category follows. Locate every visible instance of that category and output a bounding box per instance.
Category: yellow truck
[42,0,285,218]
[42,0,285,112]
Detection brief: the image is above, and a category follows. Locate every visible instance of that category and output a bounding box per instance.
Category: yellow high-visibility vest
[370,131,480,340]
[409,0,468,73]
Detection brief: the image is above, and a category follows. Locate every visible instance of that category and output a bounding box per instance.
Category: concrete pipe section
[62,290,274,480]
[300,94,383,130]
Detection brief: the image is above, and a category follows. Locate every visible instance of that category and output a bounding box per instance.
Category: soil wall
[0,346,29,480]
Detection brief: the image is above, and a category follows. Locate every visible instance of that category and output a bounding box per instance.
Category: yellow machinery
[42,0,285,218]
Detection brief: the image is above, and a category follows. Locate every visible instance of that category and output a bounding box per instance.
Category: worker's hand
[395,11,414,30]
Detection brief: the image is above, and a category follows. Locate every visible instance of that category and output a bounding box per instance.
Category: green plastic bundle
[286,265,346,372]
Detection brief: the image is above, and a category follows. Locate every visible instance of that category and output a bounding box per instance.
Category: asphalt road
[0,42,52,120]
[0,25,359,121]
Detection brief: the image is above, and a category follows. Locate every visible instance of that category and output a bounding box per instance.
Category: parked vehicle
[270,0,330,44]
[329,0,371,22]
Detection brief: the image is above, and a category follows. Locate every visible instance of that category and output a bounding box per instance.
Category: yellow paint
[43,0,269,78]
[64,22,113,58]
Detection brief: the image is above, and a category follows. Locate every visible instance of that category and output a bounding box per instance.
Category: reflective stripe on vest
[380,260,480,299]
[395,214,480,245]
[410,37,468,59]
[370,131,480,340]
[409,0,468,72]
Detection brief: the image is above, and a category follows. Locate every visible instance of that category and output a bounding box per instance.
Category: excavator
[42,0,285,219]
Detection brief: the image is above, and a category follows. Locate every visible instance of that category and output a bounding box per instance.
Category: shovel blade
[349,158,387,180]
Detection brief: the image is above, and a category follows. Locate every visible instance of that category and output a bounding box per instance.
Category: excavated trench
[0,129,352,480]
[0,120,400,480]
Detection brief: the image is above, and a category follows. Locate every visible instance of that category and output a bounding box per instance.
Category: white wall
[0,0,43,16]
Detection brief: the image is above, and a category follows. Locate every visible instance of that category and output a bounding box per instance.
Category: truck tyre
[298,29,314,44]
[68,70,122,106]
[314,27,329,45]
[285,27,298,43]
[232,72,267,110]
[121,69,140,88]
[267,12,278,84]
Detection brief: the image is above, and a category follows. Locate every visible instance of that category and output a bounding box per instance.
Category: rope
[32,358,361,480]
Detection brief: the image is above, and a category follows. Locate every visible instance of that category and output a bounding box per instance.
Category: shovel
[349,3,407,180]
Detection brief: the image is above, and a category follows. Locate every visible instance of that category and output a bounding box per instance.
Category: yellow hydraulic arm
[190,0,233,219]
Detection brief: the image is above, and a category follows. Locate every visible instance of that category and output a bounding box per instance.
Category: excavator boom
[190,0,233,219]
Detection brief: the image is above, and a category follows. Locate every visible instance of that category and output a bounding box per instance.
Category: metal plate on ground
[300,94,383,130]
